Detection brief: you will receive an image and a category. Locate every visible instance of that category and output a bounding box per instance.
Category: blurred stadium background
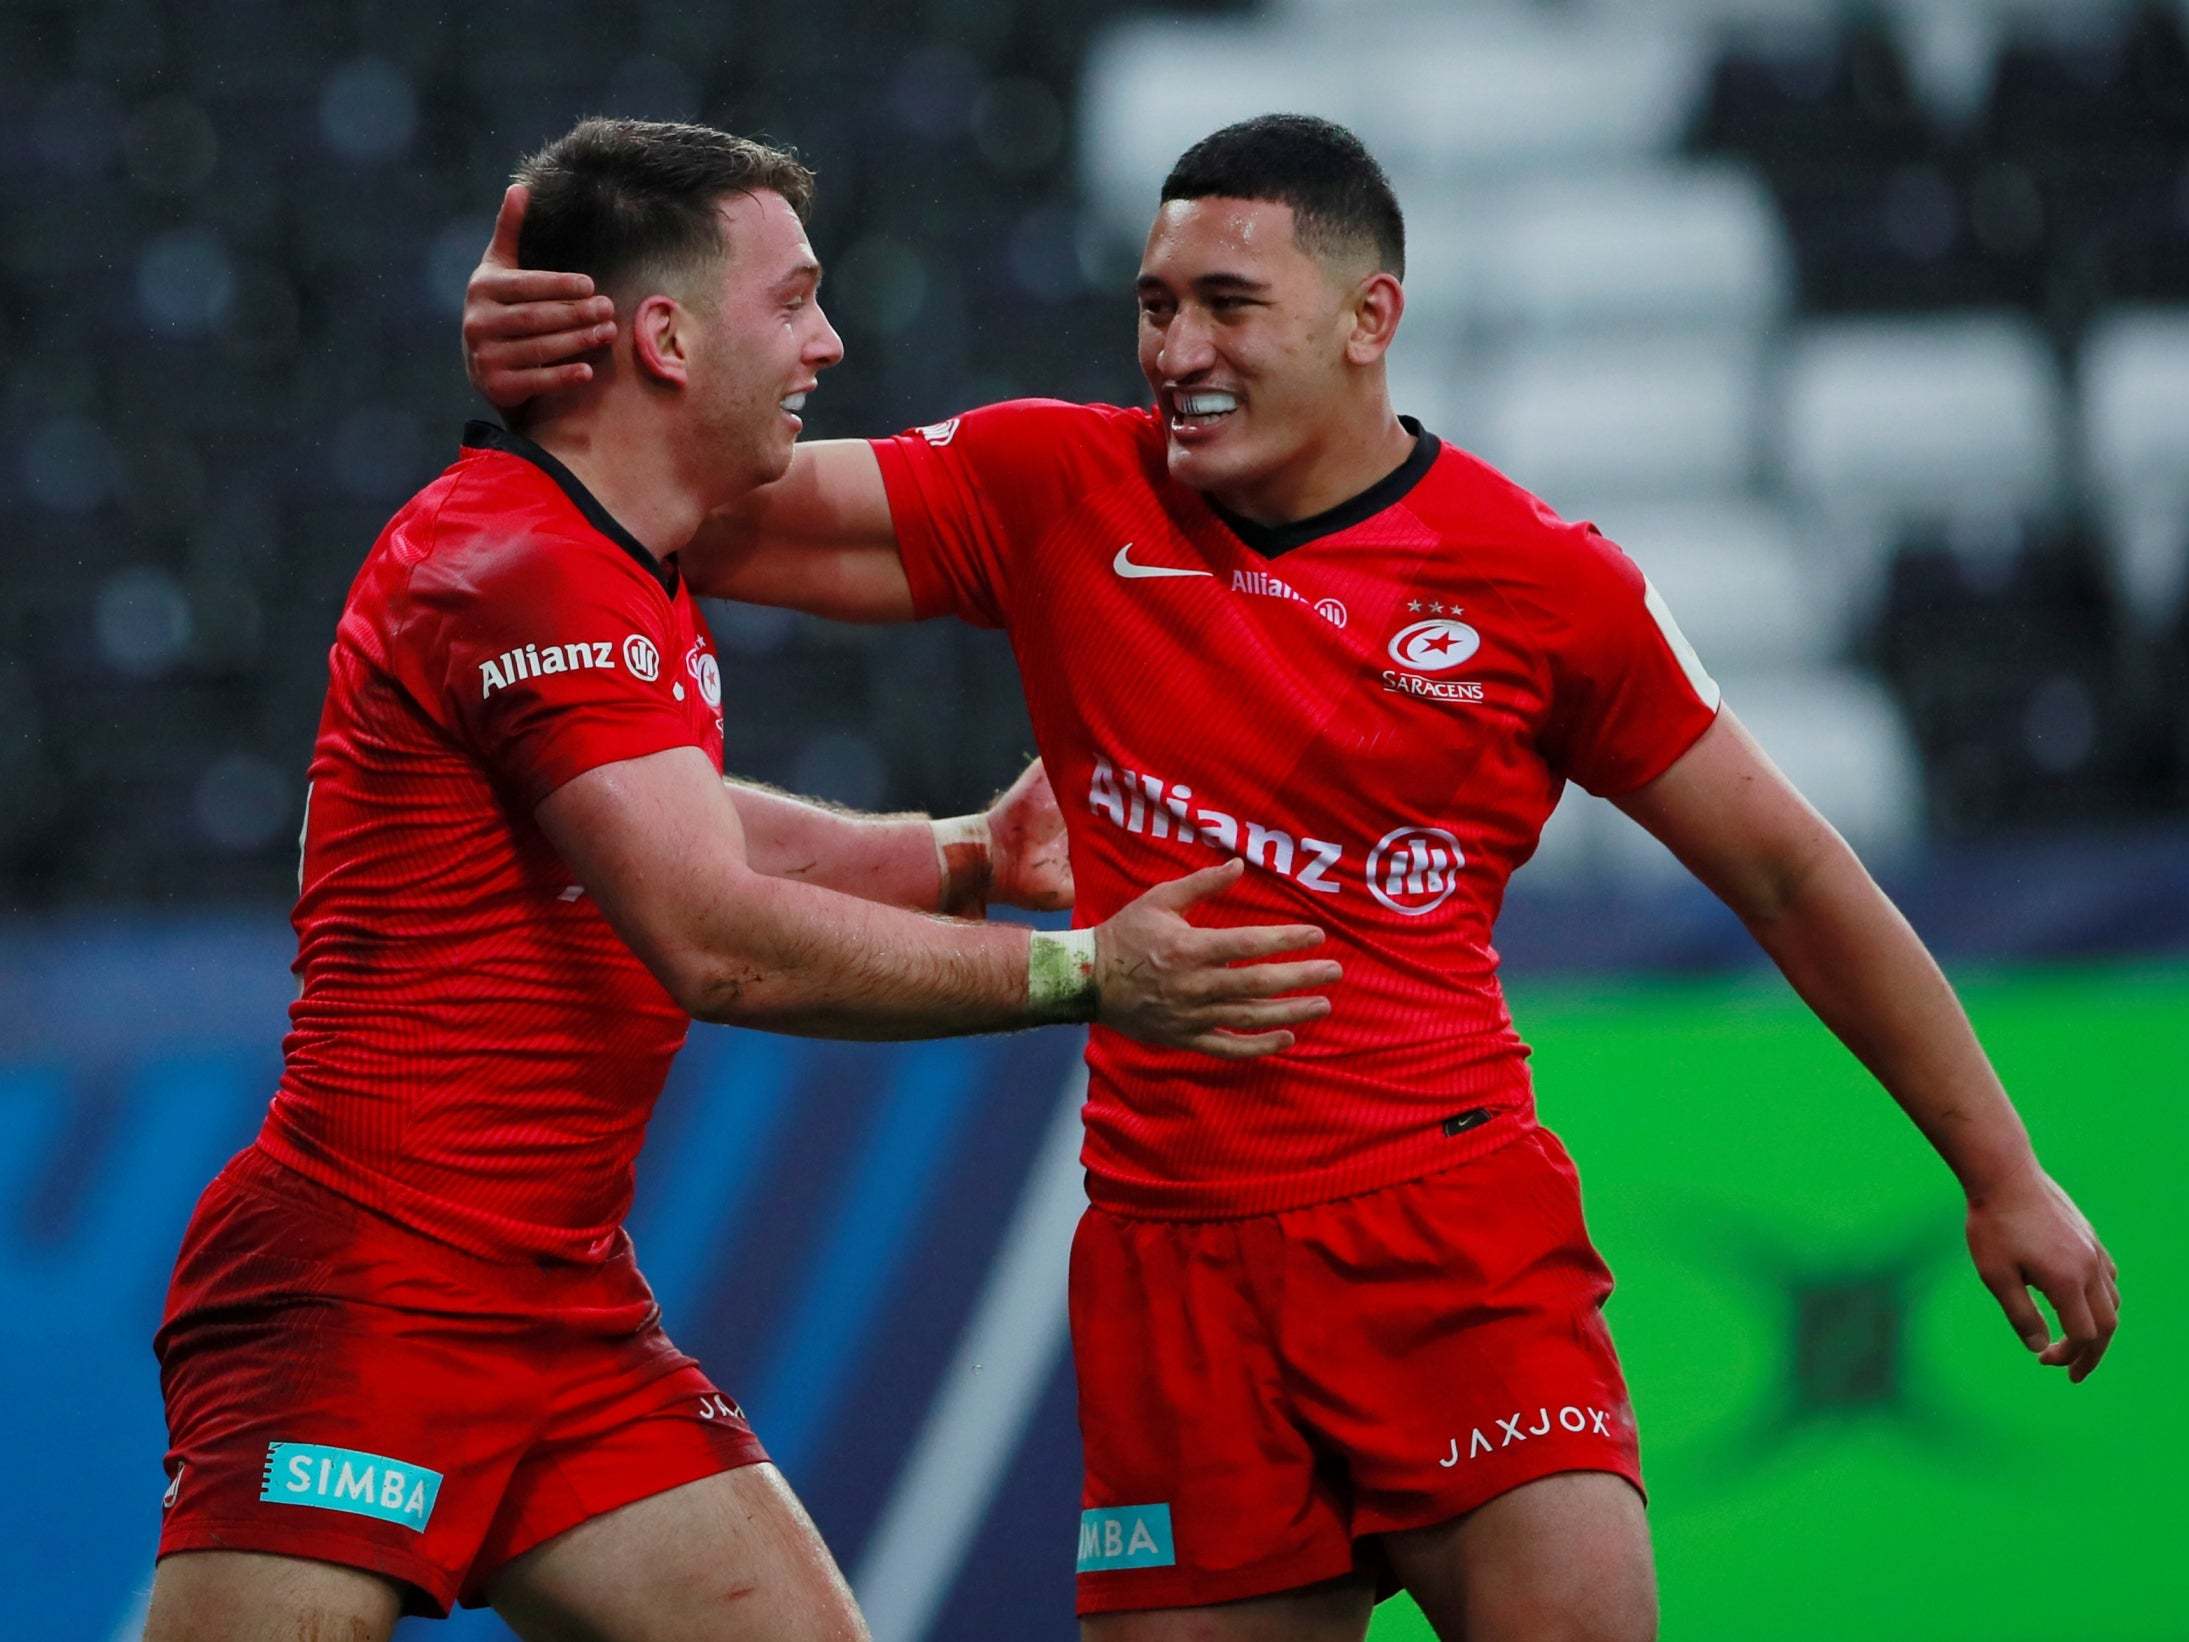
[3,0,2184,1636]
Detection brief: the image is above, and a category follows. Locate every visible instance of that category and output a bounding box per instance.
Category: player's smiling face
[1136,196,1376,521]
[689,189,844,492]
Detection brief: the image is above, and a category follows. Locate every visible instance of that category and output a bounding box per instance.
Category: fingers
[471,292,615,341]
[1198,923,1328,962]
[1144,857,1244,907]
[486,183,528,266]
[485,361,597,400]
[473,326,617,407]
[2073,1278,2119,1384]
[1184,1028,1296,1061]
[486,324,617,371]
[1196,957,1343,1001]
[2037,1289,2093,1369]
[1978,1263,2050,1355]
[2035,1278,2109,1381]
[1198,996,1332,1032]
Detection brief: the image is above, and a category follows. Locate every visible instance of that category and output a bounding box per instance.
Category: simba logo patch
[1077,1503,1175,1572]
[260,1442,442,1531]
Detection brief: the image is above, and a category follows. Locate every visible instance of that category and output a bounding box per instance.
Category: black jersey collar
[1207,417,1441,559]
[462,420,679,596]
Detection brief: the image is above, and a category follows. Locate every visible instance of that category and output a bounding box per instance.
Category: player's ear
[1344,271,1404,365]
[631,293,690,387]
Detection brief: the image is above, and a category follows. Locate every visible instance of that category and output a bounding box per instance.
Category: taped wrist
[1027,928,1099,1024]
[933,813,992,918]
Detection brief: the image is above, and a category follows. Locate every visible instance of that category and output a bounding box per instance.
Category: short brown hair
[514,117,814,303]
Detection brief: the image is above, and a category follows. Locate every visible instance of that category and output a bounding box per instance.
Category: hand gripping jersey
[258,422,727,1263]
[875,403,1720,1217]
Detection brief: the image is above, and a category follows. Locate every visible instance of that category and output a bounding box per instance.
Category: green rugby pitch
[1366,963,2185,1642]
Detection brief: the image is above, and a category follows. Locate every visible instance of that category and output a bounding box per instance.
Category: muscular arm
[544,747,1023,1037]
[1621,711,2028,1188]
[723,779,954,913]
[727,754,1068,918]
[1616,709,2118,1380]
[538,745,1338,1054]
[686,440,915,619]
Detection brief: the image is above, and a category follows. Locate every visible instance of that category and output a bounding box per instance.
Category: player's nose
[1157,308,1217,378]
[808,302,846,371]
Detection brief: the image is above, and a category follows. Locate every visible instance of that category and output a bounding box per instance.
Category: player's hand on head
[1092,857,1341,1061]
[1964,1162,2119,1384]
[462,183,618,408]
[987,759,1073,912]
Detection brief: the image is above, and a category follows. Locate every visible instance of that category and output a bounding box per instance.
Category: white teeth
[780,393,808,412]
[1174,391,1238,416]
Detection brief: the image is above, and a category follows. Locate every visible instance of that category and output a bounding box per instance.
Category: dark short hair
[514,117,814,302]
[1160,114,1404,279]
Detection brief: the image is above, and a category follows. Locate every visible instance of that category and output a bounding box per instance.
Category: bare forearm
[682,870,1040,1038]
[1740,839,2035,1198]
[724,779,946,912]
[687,442,913,619]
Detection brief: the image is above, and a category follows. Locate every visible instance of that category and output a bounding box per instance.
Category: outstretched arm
[539,745,1333,1056]
[1616,709,2120,1382]
[691,439,913,618]
[728,758,1071,918]
[462,188,915,619]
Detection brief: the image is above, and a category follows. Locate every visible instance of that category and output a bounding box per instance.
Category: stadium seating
[1595,500,1836,673]
[5,0,2186,905]
[1779,314,2065,525]
[2081,308,2189,626]
[1475,334,1765,508]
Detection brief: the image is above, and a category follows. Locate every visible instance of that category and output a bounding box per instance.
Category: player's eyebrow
[1135,271,1271,298]
[772,257,823,296]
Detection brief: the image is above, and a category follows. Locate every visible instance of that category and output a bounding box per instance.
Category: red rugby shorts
[154,1146,765,1615]
[1069,1123,1642,1615]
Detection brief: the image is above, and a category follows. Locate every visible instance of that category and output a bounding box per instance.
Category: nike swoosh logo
[1113,543,1213,579]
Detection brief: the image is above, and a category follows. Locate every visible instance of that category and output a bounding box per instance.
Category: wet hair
[1160,114,1404,278]
[514,116,814,303]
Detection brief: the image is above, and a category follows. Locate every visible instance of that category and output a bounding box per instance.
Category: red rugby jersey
[875,402,1720,1217]
[258,422,727,1262]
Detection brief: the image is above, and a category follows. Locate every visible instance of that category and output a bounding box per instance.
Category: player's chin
[1165,434,1247,490]
[759,426,801,481]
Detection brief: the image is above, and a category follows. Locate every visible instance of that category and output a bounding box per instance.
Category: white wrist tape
[932,812,992,916]
[1027,928,1099,1023]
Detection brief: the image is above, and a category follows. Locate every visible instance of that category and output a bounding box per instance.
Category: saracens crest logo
[1382,613,1486,706]
[1387,617,1480,672]
[685,641,721,708]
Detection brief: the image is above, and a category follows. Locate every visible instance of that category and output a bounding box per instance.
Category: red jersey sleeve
[1540,525,1722,797]
[405,533,701,807]
[870,398,1113,628]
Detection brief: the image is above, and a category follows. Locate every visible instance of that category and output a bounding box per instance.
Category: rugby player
[465,114,2118,1642]
[144,119,1342,1642]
